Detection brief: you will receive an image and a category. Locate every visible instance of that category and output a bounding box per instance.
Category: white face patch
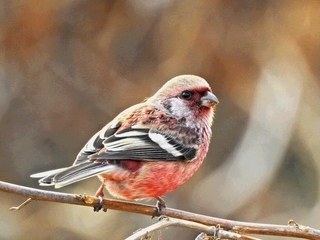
[148,131,182,157]
[167,98,193,119]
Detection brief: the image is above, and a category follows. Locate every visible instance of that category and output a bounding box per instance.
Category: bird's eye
[180,91,193,100]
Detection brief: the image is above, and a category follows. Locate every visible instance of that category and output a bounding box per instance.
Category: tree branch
[1,181,319,239]
[126,217,260,240]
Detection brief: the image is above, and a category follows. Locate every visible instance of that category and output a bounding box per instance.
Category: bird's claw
[155,197,166,216]
[93,196,107,212]
[93,183,107,212]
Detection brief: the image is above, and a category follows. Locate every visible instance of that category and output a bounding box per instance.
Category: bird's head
[148,75,219,126]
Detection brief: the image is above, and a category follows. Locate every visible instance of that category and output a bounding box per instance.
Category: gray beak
[201,91,219,107]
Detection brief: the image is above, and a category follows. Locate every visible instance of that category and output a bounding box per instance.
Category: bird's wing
[33,125,197,188]
[90,126,197,161]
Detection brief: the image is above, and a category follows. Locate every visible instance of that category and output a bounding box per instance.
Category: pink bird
[31,75,219,213]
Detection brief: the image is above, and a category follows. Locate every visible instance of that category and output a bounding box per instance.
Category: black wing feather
[90,127,197,161]
[74,122,122,164]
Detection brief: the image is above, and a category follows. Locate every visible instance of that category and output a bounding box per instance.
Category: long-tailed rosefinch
[31,75,218,212]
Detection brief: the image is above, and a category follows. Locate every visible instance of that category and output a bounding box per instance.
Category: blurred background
[0,0,320,239]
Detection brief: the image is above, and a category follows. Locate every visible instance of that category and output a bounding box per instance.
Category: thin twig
[9,198,32,210]
[0,181,319,239]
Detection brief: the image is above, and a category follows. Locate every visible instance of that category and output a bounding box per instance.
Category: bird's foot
[155,197,166,216]
[93,184,107,212]
[93,196,107,212]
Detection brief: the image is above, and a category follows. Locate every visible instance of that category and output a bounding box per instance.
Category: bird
[31,74,219,213]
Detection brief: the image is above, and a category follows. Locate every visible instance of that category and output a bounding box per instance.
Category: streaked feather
[38,161,118,188]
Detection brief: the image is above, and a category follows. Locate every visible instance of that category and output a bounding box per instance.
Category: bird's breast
[100,156,206,200]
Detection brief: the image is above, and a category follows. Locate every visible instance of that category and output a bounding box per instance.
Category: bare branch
[126,217,217,240]
[126,217,258,240]
[1,181,319,239]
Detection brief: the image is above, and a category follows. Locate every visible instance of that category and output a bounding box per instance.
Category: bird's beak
[201,92,219,107]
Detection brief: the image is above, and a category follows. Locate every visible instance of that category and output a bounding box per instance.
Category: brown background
[1,1,320,239]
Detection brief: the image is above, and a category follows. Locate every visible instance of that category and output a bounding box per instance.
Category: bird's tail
[30,162,117,188]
